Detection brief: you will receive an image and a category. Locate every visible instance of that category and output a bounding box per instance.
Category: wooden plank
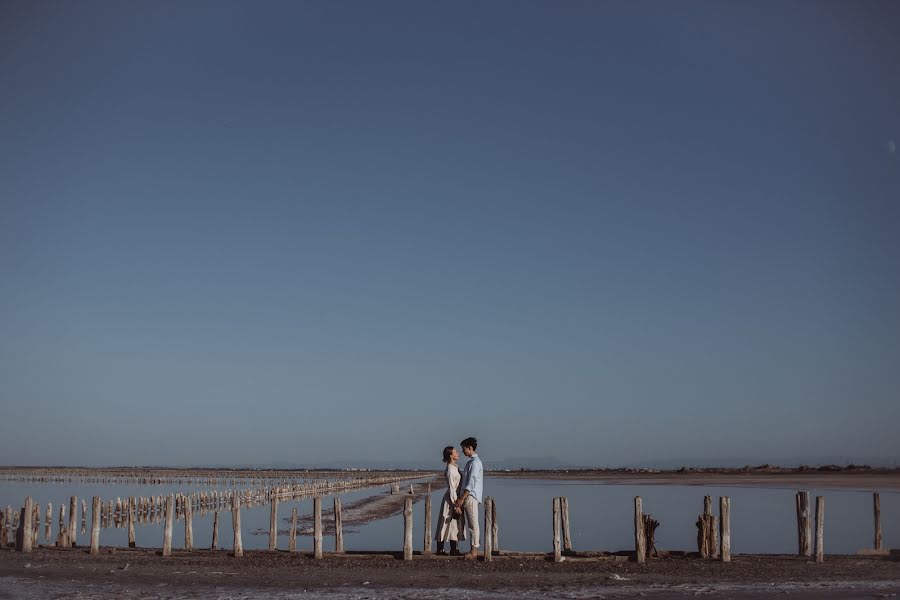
[491,497,499,554]
[796,491,811,557]
[184,495,193,551]
[268,498,278,551]
[422,491,431,555]
[211,510,219,550]
[128,497,136,548]
[69,496,78,547]
[484,497,493,561]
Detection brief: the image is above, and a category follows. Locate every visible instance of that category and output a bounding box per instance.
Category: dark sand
[1,546,898,599]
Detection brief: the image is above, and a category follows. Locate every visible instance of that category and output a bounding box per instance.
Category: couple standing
[435,436,482,559]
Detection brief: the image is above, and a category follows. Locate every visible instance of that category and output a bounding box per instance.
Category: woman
[435,445,466,555]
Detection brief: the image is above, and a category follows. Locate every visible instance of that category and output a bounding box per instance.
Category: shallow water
[1,477,897,554]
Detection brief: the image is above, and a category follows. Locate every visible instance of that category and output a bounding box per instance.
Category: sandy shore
[1,546,898,599]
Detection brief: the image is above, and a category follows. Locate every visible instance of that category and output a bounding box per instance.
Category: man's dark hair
[442,446,454,463]
[460,437,477,451]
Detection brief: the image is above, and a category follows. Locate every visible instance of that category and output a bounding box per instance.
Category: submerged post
[634,496,645,563]
[484,497,493,561]
[422,492,431,555]
[874,492,882,550]
[128,497,136,548]
[69,496,78,547]
[232,495,243,558]
[815,496,825,563]
[403,496,413,561]
[561,496,573,553]
[184,496,193,551]
[268,498,278,551]
[90,496,101,555]
[334,497,344,553]
[313,497,323,559]
[492,497,499,554]
[553,497,562,563]
[719,497,731,563]
[19,498,34,553]
[211,510,219,550]
[162,495,174,556]
[796,491,811,557]
[289,507,297,553]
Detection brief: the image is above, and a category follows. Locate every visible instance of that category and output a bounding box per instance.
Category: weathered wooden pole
[720,497,731,563]
[552,497,562,562]
[874,492,882,550]
[184,496,193,551]
[561,496,572,553]
[796,491,811,557]
[634,496,646,563]
[57,504,67,547]
[403,496,414,561]
[68,496,78,547]
[232,495,243,557]
[128,497,136,548]
[90,496,101,555]
[422,492,431,555]
[162,495,174,556]
[313,497,323,559]
[44,501,52,543]
[289,507,298,553]
[0,506,6,549]
[484,497,493,561]
[19,498,34,552]
[211,510,219,550]
[815,496,825,563]
[491,497,499,554]
[334,497,344,553]
[268,497,278,551]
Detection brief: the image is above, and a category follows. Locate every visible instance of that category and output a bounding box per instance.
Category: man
[454,436,483,560]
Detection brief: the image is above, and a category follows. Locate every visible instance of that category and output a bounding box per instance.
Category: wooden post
[184,495,193,551]
[403,496,413,561]
[313,497,323,559]
[796,491,811,557]
[815,496,825,563]
[162,495,174,556]
[552,497,562,562]
[561,496,572,553]
[19,498,34,552]
[0,506,6,549]
[334,497,344,553]
[491,497,499,554]
[634,496,645,563]
[128,497,136,548]
[484,497,493,561]
[90,497,101,554]
[232,495,243,557]
[711,513,719,559]
[289,507,297,553]
[211,510,219,550]
[719,497,731,563]
[268,498,278,551]
[874,492,882,550]
[69,496,78,547]
[422,492,431,555]
[57,504,67,548]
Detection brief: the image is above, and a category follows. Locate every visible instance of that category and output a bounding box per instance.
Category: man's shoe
[449,549,461,556]
[463,550,478,560]
[435,549,447,556]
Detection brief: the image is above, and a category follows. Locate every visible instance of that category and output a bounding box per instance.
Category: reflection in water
[1,477,897,554]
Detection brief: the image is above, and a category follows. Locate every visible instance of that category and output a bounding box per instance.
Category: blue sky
[1,0,898,466]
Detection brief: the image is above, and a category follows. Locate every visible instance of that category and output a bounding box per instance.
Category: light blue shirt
[462,453,483,504]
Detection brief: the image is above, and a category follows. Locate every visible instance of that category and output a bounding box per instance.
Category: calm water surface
[1,477,896,554]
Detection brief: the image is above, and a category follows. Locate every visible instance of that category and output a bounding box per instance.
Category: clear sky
[1,1,898,467]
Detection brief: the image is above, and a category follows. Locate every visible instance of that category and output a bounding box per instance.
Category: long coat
[435,463,466,542]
